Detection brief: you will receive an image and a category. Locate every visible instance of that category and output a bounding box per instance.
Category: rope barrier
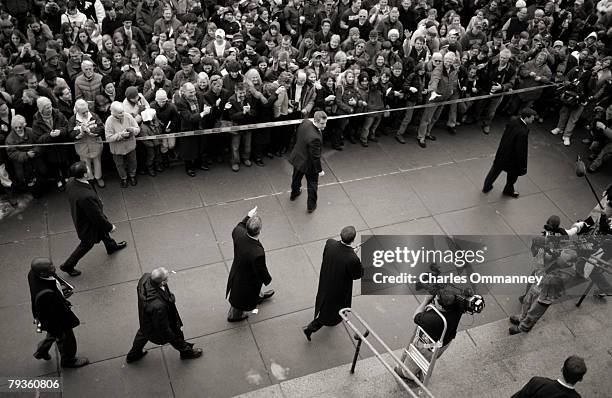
[0,83,558,148]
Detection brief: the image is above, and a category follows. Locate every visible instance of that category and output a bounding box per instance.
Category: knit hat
[155,89,168,102]
[125,86,139,100]
[349,27,360,36]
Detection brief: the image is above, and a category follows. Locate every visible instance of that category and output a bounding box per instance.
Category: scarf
[41,113,54,130]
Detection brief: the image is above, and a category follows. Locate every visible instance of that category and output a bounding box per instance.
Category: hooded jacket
[136,273,183,345]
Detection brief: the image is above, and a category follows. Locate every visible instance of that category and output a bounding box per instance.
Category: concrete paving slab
[122,168,204,219]
[435,129,498,162]
[166,262,238,338]
[261,155,337,194]
[378,136,455,170]
[250,309,356,382]
[323,142,398,182]
[233,384,284,398]
[0,237,49,307]
[69,281,139,362]
[206,195,298,261]
[370,217,445,236]
[0,200,47,244]
[95,185,129,224]
[193,162,274,205]
[491,192,571,236]
[545,184,603,222]
[469,253,533,299]
[342,174,430,229]
[130,207,222,271]
[454,156,542,201]
[165,326,271,398]
[526,146,583,192]
[0,303,60,377]
[61,347,172,398]
[49,221,141,291]
[403,163,487,215]
[278,184,367,243]
[44,190,76,234]
[247,246,318,323]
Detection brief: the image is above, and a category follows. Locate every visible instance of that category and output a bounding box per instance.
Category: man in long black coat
[28,257,89,368]
[288,111,328,213]
[482,108,536,198]
[303,226,363,341]
[60,162,126,276]
[226,206,274,322]
[126,267,203,362]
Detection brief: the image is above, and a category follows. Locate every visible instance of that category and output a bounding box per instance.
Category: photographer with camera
[394,287,464,387]
[28,257,89,368]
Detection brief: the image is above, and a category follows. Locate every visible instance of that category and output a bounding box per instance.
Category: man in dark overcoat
[303,226,363,341]
[482,108,536,198]
[226,206,274,322]
[174,82,212,177]
[28,257,89,368]
[60,162,126,277]
[288,111,328,213]
[126,267,203,362]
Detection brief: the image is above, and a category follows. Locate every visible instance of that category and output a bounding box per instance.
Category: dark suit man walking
[288,111,328,213]
[60,162,126,276]
[226,206,274,322]
[126,267,203,362]
[482,108,536,198]
[303,226,363,341]
[28,257,89,368]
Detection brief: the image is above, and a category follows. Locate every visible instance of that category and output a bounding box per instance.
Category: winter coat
[31,110,71,165]
[67,112,104,158]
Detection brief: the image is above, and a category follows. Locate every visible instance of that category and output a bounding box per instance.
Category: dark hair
[562,356,587,384]
[519,108,537,118]
[437,287,457,310]
[70,161,88,178]
[340,226,356,244]
[235,82,246,92]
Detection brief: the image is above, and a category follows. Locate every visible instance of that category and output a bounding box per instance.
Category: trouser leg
[428,105,444,135]
[398,103,416,136]
[101,232,118,252]
[169,329,193,354]
[369,115,382,138]
[126,329,149,361]
[230,133,241,165]
[518,293,549,332]
[126,150,137,178]
[305,172,319,210]
[483,163,502,190]
[360,116,375,143]
[112,154,127,180]
[92,155,102,179]
[291,168,304,195]
[557,106,570,130]
[483,97,503,127]
[35,333,57,357]
[82,156,94,180]
[305,317,324,334]
[417,106,436,140]
[227,306,246,321]
[145,146,155,170]
[562,106,584,137]
[57,328,78,364]
[504,173,519,194]
[241,131,252,161]
[590,143,612,169]
[62,240,95,271]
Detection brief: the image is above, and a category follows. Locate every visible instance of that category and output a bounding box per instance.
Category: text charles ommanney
[371,272,543,285]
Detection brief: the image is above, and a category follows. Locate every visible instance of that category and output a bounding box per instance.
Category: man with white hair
[105,102,140,187]
[416,51,459,147]
[126,267,203,363]
[74,60,103,104]
[175,82,211,176]
[150,89,179,169]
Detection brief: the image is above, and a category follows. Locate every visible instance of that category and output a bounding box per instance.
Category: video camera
[415,264,485,314]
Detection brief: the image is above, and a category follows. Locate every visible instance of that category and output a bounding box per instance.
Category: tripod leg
[576,280,595,307]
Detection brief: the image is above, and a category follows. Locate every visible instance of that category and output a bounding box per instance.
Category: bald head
[150,267,169,285]
[31,257,55,278]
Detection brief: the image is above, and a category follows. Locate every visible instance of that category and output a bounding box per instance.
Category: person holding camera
[394,287,463,386]
[28,257,89,368]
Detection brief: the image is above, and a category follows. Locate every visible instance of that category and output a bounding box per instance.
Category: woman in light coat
[67,99,106,187]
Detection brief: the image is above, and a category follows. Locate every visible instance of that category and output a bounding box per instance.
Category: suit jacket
[493,117,529,175]
[135,273,183,345]
[511,376,581,398]
[66,179,113,243]
[28,271,80,336]
[314,239,363,325]
[226,216,272,312]
[288,119,323,175]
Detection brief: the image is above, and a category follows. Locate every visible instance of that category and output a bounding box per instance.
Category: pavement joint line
[246,322,275,386]
[159,346,176,398]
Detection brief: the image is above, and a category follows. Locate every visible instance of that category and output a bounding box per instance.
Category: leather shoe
[120,179,128,188]
[508,325,523,335]
[126,350,148,363]
[34,352,52,361]
[503,190,520,198]
[509,315,520,326]
[482,185,493,194]
[417,139,426,148]
[180,348,203,360]
[60,265,81,277]
[395,135,406,144]
[107,241,127,255]
[128,176,138,186]
[425,134,436,141]
[255,158,265,167]
[303,326,312,341]
[307,205,317,213]
[258,290,275,304]
[61,357,89,368]
[290,189,302,201]
[227,314,249,322]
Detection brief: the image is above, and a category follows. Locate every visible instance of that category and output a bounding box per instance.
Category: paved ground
[1,117,611,398]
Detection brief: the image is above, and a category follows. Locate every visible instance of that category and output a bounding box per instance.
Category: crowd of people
[0,0,611,195]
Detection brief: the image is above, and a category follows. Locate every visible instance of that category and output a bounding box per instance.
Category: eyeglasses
[433,60,442,63]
